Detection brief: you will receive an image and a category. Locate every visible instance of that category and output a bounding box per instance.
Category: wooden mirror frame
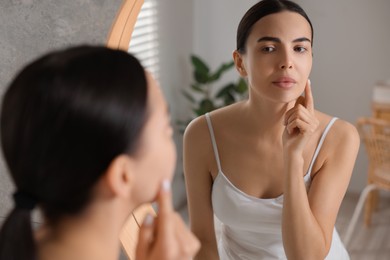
[107,0,144,50]
[106,1,156,259]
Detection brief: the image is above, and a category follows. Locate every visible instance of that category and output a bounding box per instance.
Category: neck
[37,200,131,260]
[243,91,295,141]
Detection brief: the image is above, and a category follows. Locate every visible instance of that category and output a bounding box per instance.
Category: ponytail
[0,209,36,260]
[0,192,38,260]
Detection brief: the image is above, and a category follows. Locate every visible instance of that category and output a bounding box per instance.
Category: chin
[279,91,303,103]
[268,96,296,105]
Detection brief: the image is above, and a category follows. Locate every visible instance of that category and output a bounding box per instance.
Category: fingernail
[308,79,311,86]
[144,214,154,226]
[162,179,171,192]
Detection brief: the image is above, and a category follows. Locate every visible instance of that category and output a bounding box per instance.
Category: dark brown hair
[237,0,314,53]
[0,45,148,260]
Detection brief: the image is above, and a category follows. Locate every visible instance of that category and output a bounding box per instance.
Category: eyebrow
[257,36,311,43]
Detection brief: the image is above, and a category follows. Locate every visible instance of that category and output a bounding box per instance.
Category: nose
[279,50,293,69]
[280,63,293,69]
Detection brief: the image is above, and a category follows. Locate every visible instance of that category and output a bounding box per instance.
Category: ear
[233,50,247,77]
[104,155,135,198]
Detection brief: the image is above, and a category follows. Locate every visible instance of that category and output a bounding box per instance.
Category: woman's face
[238,11,313,104]
[131,72,176,204]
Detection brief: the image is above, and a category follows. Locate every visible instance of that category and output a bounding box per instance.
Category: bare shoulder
[184,102,243,138]
[315,111,359,145]
[315,111,360,165]
[183,114,214,171]
[183,104,244,175]
[183,114,209,145]
[309,111,360,183]
[327,117,360,148]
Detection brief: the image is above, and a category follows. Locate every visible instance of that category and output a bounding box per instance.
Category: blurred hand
[136,180,200,260]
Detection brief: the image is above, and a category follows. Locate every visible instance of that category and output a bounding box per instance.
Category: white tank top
[205,113,349,260]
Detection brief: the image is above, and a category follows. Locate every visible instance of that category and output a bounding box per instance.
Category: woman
[0,45,199,260]
[184,0,359,259]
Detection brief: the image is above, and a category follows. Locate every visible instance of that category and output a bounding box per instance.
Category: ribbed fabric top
[205,113,349,260]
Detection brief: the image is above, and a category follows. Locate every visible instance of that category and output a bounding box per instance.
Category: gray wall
[0,0,122,218]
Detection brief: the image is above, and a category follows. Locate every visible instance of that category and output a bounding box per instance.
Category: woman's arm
[183,116,220,260]
[282,82,360,259]
[283,121,359,259]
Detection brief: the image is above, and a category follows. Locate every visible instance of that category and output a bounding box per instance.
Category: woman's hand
[283,80,319,155]
[136,181,200,260]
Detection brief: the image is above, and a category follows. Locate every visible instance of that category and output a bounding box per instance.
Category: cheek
[302,55,313,74]
[297,57,312,83]
[158,137,177,181]
[135,136,177,203]
[168,140,177,178]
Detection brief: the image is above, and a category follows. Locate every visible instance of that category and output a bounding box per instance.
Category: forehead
[250,11,312,40]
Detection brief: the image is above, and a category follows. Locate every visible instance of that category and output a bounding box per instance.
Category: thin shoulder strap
[307,117,338,174]
[205,113,222,172]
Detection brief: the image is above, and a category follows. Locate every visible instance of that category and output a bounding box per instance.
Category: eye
[294,46,307,53]
[261,46,275,53]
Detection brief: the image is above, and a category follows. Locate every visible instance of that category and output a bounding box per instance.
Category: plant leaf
[191,84,204,93]
[235,78,248,94]
[223,92,236,106]
[191,55,210,73]
[191,55,210,83]
[216,83,235,98]
[181,90,196,103]
[194,71,210,84]
[195,99,216,116]
[209,61,234,82]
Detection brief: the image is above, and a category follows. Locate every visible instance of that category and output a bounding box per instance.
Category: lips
[272,77,296,89]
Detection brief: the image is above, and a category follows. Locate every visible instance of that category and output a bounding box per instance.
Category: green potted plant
[178,54,248,132]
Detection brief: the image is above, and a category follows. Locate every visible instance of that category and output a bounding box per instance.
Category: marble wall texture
[0,0,123,218]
